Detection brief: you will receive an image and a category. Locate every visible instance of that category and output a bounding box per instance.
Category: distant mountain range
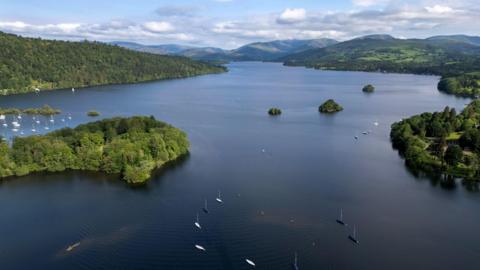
[111,38,338,62]
[280,34,480,76]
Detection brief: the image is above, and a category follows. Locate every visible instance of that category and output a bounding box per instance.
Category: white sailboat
[72,87,75,92]
[66,242,80,252]
[203,199,209,213]
[195,244,206,251]
[194,213,201,229]
[292,252,299,270]
[245,259,256,267]
[348,225,360,244]
[336,208,347,226]
[216,190,223,203]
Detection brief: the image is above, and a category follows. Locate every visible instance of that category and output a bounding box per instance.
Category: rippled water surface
[0,62,479,270]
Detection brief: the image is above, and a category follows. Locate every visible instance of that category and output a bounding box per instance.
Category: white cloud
[425,5,454,14]
[352,0,387,7]
[142,21,174,33]
[277,8,306,24]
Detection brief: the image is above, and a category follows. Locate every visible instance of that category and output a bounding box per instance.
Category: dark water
[0,62,479,270]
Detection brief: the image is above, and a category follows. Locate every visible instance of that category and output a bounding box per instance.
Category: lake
[0,62,479,270]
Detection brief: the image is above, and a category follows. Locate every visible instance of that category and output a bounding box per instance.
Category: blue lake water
[0,62,478,269]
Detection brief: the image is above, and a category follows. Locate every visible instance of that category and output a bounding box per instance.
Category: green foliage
[282,37,480,97]
[362,84,375,93]
[0,31,226,95]
[268,108,282,116]
[319,99,343,113]
[87,111,100,117]
[0,116,189,184]
[0,105,60,115]
[445,145,463,166]
[438,72,480,97]
[390,101,480,180]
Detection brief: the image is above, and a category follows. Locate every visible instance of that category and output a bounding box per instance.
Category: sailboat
[245,259,256,267]
[72,87,75,92]
[195,244,206,251]
[203,199,209,213]
[66,242,80,252]
[194,213,201,229]
[292,252,299,270]
[348,225,360,244]
[49,116,54,123]
[216,190,223,203]
[336,208,347,226]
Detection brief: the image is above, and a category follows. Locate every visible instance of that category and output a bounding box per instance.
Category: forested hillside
[0,32,226,95]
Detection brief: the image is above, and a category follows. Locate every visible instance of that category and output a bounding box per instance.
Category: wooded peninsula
[0,116,189,184]
[391,100,480,180]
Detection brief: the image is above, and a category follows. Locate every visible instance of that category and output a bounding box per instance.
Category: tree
[444,145,463,166]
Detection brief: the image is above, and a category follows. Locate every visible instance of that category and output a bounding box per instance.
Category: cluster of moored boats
[336,208,360,244]
[0,114,73,139]
[193,190,306,269]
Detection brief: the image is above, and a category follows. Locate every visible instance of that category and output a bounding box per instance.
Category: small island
[268,108,282,116]
[362,84,375,93]
[87,111,100,117]
[0,116,189,184]
[390,100,480,180]
[0,105,60,116]
[319,99,343,113]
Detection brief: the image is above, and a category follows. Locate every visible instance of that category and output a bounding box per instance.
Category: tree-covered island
[0,116,189,184]
[362,84,375,93]
[0,31,226,95]
[0,105,60,115]
[319,99,343,113]
[268,108,282,116]
[391,100,480,180]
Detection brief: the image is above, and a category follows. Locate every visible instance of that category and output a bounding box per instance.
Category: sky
[0,0,479,49]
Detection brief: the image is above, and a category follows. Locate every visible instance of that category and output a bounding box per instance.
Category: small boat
[362,131,368,135]
[292,252,299,270]
[336,208,347,226]
[0,115,4,120]
[61,118,65,122]
[246,259,256,267]
[34,87,40,92]
[31,129,36,132]
[2,123,7,127]
[35,120,40,124]
[354,136,358,140]
[348,225,360,244]
[72,88,75,92]
[194,213,201,229]
[49,117,54,123]
[17,115,22,120]
[68,116,72,120]
[66,242,80,252]
[374,121,379,126]
[44,126,50,130]
[216,190,223,203]
[203,199,209,213]
[12,128,18,132]
[12,121,20,127]
[195,244,206,251]
[261,148,266,153]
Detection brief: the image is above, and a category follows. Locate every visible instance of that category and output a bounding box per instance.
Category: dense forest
[438,72,480,97]
[0,31,226,95]
[0,116,189,184]
[281,36,480,97]
[390,100,480,180]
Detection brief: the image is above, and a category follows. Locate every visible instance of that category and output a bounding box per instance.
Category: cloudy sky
[0,0,478,49]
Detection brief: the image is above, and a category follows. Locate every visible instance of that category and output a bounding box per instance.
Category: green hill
[0,32,226,95]
[281,35,480,97]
